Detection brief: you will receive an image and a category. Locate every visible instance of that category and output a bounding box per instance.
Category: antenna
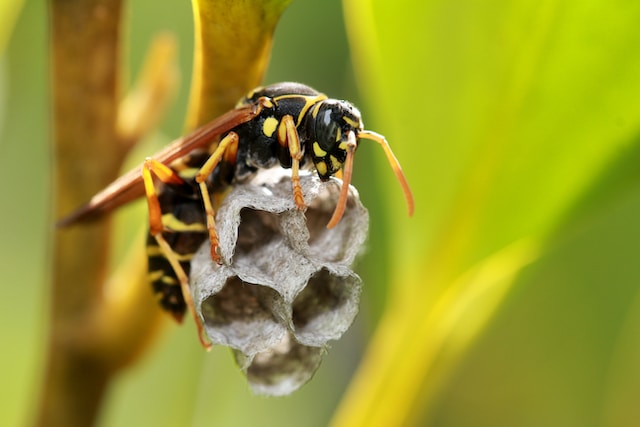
[358,130,414,217]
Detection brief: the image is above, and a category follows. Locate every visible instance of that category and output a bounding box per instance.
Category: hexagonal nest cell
[189,170,369,395]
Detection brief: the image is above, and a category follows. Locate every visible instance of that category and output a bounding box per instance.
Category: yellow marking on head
[342,115,360,128]
[336,128,341,142]
[262,116,278,138]
[316,160,328,176]
[313,142,327,157]
[330,155,342,171]
[338,141,349,151]
[161,213,207,232]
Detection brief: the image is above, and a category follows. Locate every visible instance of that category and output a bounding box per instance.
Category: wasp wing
[57,104,259,227]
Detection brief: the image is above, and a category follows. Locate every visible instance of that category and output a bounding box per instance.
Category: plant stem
[37,0,124,425]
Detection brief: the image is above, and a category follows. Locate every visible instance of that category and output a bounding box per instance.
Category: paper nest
[190,169,369,396]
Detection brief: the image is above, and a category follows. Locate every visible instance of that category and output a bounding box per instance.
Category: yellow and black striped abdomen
[147,157,209,321]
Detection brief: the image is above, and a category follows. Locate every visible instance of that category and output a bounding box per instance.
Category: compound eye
[315,107,341,152]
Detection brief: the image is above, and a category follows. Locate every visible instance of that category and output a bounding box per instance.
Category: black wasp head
[307,99,363,180]
[305,96,414,230]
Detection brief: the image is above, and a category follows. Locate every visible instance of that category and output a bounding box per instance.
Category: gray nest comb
[190,170,369,396]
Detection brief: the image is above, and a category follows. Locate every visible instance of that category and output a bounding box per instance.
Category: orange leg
[142,158,212,349]
[327,131,357,229]
[277,115,305,210]
[195,132,240,263]
[142,158,184,234]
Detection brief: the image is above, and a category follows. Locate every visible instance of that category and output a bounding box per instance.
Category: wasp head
[305,98,414,229]
[307,100,362,180]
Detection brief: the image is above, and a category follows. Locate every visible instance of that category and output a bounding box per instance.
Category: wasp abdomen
[147,158,209,320]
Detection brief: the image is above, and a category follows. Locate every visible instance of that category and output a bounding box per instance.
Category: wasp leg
[278,115,305,210]
[142,158,185,234]
[142,158,211,350]
[195,131,240,264]
[153,232,211,350]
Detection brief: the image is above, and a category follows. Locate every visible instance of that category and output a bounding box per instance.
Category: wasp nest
[190,170,369,396]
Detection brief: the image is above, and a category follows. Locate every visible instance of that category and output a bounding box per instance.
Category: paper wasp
[59,82,414,348]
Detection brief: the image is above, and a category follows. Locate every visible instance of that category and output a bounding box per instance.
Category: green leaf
[0,0,23,53]
[333,0,640,425]
[431,189,640,426]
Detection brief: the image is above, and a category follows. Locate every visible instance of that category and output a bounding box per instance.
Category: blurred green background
[3,0,640,426]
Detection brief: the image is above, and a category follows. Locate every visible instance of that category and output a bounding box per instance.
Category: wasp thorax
[307,100,363,180]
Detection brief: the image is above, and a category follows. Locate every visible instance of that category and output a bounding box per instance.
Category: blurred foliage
[332,0,640,426]
[0,0,23,53]
[2,0,640,426]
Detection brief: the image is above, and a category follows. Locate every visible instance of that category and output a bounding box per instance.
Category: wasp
[59,82,414,349]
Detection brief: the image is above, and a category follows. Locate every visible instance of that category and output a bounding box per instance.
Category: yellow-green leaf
[334,0,640,425]
[186,0,292,128]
